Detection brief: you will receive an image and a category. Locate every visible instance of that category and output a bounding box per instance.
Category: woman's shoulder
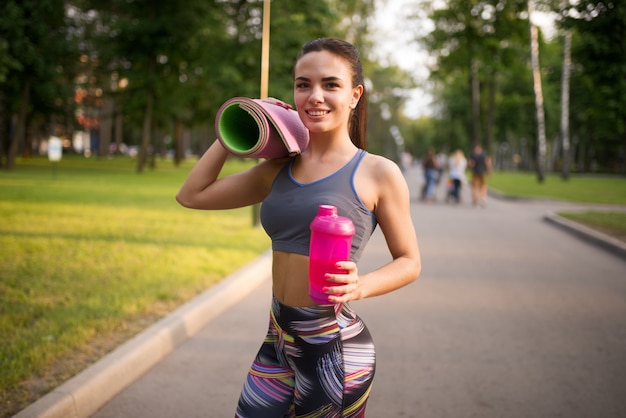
[361,152,403,182]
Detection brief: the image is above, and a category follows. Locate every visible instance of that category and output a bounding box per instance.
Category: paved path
[18,166,626,418]
[92,166,626,418]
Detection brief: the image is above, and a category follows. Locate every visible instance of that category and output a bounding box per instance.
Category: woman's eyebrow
[294,76,343,82]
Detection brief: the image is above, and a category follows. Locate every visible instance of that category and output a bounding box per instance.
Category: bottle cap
[317,205,337,217]
[311,205,355,236]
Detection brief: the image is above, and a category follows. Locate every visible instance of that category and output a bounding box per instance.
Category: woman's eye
[295,82,309,89]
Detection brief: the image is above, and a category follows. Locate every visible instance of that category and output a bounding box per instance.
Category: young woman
[177,38,421,418]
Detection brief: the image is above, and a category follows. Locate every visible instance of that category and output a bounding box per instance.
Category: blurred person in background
[468,144,493,207]
[420,147,439,203]
[447,149,467,204]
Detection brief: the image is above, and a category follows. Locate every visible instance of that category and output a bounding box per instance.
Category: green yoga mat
[215,97,309,158]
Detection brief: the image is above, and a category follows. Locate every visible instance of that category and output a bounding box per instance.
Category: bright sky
[371,0,434,119]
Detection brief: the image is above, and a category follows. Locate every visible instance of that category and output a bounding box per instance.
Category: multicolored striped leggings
[235,297,376,417]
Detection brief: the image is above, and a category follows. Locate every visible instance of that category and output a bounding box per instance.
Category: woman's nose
[308,86,324,104]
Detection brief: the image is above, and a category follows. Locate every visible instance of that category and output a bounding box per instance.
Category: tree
[560,29,572,179]
[0,0,80,170]
[0,0,408,172]
[84,0,224,172]
[528,0,547,182]
[422,0,529,157]
[561,0,626,173]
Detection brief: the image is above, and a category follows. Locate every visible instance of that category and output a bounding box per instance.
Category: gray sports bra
[260,149,378,262]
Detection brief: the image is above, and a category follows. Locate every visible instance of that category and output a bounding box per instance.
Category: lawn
[488,171,626,243]
[0,155,269,417]
[488,171,626,205]
[556,211,626,243]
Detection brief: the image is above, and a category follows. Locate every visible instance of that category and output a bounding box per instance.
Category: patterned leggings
[235,297,376,418]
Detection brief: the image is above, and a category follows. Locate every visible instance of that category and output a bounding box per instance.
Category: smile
[307,110,330,116]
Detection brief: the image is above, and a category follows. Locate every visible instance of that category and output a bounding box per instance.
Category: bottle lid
[317,205,337,217]
[311,205,355,236]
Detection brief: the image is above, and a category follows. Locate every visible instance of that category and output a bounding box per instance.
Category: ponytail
[350,89,367,149]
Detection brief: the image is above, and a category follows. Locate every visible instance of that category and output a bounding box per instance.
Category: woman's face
[293,50,362,136]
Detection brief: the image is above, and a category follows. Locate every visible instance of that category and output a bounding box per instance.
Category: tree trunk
[560,30,572,180]
[0,92,7,168]
[528,0,547,183]
[486,73,496,157]
[99,96,114,157]
[6,79,31,170]
[114,105,123,154]
[174,116,183,166]
[149,119,157,170]
[137,91,154,173]
[469,58,481,147]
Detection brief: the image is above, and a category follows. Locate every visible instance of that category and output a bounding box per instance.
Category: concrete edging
[543,212,626,260]
[13,250,273,418]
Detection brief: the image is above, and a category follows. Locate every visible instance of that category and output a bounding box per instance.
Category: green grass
[488,171,626,205]
[488,171,626,243]
[557,211,626,242]
[0,155,269,416]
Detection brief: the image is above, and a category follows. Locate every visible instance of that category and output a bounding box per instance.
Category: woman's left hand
[324,261,362,303]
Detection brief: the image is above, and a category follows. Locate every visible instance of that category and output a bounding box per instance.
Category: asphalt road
[87,166,626,418]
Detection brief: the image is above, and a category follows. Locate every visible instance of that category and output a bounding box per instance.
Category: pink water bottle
[309,205,355,304]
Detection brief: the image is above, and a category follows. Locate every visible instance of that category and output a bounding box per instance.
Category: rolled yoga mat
[215,97,309,158]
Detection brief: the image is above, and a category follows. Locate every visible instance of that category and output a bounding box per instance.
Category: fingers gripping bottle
[309,205,355,304]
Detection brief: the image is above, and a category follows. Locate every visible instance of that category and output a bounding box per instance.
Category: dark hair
[295,38,368,149]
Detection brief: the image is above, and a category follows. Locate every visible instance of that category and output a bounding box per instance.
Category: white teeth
[308,110,328,116]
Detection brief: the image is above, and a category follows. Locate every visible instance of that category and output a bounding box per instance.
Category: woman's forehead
[294,51,351,79]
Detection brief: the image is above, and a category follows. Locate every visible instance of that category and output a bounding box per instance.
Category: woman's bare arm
[176,140,287,210]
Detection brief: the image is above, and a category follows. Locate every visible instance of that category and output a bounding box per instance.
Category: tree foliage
[0,0,81,168]
[2,0,416,171]
[3,0,621,173]
[560,0,626,172]
[411,0,625,173]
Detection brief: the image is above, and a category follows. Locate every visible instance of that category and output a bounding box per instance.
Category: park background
[1,0,625,417]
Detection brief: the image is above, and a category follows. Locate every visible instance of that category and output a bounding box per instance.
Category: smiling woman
[176,37,421,417]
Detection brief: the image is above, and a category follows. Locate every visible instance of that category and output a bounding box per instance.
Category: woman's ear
[350,85,364,109]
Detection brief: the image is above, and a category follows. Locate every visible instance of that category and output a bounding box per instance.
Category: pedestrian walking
[435,150,447,185]
[421,147,439,203]
[447,149,467,204]
[468,144,493,207]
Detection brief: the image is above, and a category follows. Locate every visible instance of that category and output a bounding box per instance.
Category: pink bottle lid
[310,205,355,237]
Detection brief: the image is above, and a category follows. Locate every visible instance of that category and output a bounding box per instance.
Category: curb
[488,188,626,260]
[543,212,626,260]
[12,251,273,418]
